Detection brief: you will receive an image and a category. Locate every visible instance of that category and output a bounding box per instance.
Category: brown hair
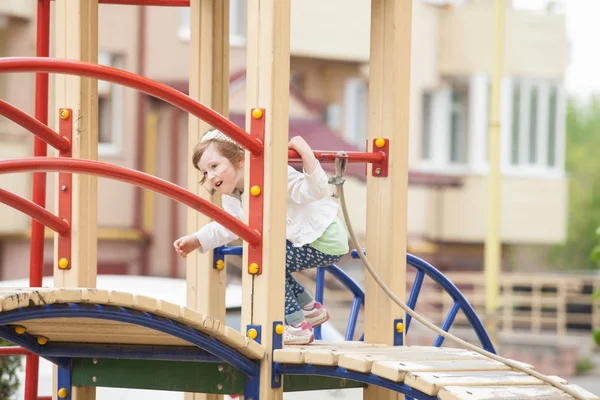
[192,139,245,185]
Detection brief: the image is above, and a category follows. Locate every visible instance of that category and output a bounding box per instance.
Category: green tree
[0,339,22,399]
[549,97,600,270]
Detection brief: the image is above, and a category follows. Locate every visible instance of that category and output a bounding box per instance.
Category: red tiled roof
[159,79,462,187]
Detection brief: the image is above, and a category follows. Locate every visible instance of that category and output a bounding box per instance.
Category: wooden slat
[342,349,491,374]
[370,359,529,382]
[438,384,599,400]
[405,371,567,396]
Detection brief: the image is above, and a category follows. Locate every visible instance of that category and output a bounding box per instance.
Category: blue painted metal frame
[0,303,259,377]
[274,364,436,400]
[58,362,72,400]
[216,245,495,353]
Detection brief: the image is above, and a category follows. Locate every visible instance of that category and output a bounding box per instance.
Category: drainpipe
[135,5,149,275]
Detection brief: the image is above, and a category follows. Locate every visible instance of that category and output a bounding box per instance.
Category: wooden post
[364,1,412,400]
[242,0,290,399]
[54,1,99,399]
[186,1,229,400]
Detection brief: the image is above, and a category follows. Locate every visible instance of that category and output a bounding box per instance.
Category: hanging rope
[328,153,586,400]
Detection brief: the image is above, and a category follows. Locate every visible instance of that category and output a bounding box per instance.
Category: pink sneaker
[284,321,314,345]
[302,302,330,328]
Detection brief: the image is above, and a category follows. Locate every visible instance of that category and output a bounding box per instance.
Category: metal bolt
[217,365,224,372]
[92,376,97,383]
[275,376,280,383]
[217,384,223,390]
[92,359,98,364]
[375,168,382,175]
[61,185,67,191]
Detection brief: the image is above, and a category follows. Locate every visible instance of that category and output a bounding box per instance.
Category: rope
[330,155,585,400]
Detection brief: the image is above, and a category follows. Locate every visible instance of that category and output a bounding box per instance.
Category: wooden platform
[274,341,600,399]
[0,288,264,359]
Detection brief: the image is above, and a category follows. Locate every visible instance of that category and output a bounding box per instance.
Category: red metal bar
[28,2,50,399]
[57,110,73,270]
[0,346,32,356]
[0,58,263,155]
[248,109,265,275]
[169,109,180,278]
[98,0,190,5]
[288,149,386,164]
[50,0,190,5]
[0,188,70,235]
[0,100,70,153]
[0,158,261,247]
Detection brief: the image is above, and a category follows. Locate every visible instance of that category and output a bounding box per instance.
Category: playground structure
[0,1,598,400]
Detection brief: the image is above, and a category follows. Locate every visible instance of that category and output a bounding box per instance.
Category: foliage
[0,339,22,399]
[548,97,600,270]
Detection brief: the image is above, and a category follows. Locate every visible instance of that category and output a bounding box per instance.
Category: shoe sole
[284,335,314,345]
[306,310,330,328]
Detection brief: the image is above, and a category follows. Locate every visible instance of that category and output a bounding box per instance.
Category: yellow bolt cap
[37,336,48,345]
[248,263,259,274]
[58,258,69,269]
[14,326,26,335]
[375,138,386,148]
[396,322,404,333]
[58,388,69,399]
[247,328,258,340]
[59,109,70,120]
[250,185,261,196]
[251,108,263,119]
[216,260,225,270]
[275,324,284,335]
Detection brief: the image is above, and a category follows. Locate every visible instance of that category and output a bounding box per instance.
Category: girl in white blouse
[174,129,348,345]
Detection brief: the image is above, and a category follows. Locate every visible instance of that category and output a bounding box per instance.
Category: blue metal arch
[0,303,259,377]
[216,246,495,353]
[274,363,436,400]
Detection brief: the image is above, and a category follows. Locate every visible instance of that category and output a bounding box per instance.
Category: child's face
[198,143,240,195]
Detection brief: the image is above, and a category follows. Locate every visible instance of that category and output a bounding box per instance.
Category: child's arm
[173,196,242,257]
[287,136,330,203]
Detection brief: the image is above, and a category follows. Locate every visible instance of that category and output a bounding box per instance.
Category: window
[179,0,246,45]
[97,52,124,155]
[547,86,557,166]
[343,78,368,146]
[421,91,433,160]
[508,79,562,172]
[449,82,469,165]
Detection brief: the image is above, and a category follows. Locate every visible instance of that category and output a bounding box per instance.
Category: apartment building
[0,0,567,281]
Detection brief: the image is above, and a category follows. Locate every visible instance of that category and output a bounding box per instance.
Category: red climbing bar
[0,346,33,356]
[0,58,263,155]
[288,149,386,164]
[0,188,70,236]
[0,100,70,153]
[98,0,189,4]
[0,158,262,247]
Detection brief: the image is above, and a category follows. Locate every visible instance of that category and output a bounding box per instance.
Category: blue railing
[215,246,495,354]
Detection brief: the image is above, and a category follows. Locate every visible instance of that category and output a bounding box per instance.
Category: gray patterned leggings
[285,240,343,325]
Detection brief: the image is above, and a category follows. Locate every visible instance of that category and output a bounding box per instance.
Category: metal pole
[484,0,505,343]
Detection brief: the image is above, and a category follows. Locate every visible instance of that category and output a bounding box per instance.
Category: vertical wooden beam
[364,1,412,400]
[242,0,290,399]
[54,1,98,399]
[185,1,229,400]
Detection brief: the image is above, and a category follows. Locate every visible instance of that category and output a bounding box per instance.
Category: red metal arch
[0,99,70,153]
[0,57,263,154]
[0,158,261,246]
[0,188,69,235]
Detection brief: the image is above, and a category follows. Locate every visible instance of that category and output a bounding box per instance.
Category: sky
[514,0,600,101]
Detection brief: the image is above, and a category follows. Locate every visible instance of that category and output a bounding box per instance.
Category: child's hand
[173,235,201,258]
[288,136,318,174]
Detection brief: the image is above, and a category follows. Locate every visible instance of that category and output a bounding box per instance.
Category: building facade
[0,0,568,281]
